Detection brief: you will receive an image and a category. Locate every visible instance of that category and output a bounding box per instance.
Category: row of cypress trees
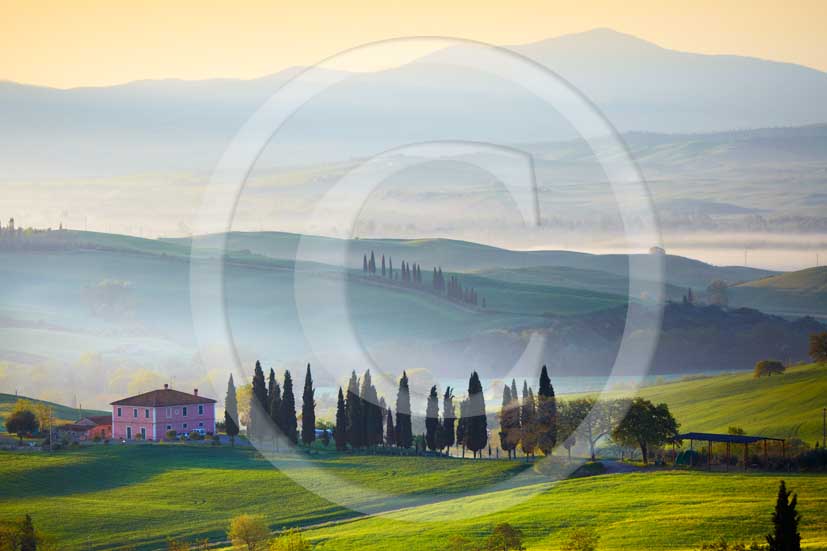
[228,361,556,459]
[361,249,484,307]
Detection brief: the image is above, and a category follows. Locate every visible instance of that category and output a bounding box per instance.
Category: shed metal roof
[679,432,785,444]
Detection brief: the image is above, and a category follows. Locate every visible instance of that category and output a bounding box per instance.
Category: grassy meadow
[630,363,827,443]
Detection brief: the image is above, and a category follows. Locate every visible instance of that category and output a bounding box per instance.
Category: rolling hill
[0,392,107,427]
[171,231,777,289]
[731,266,827,316]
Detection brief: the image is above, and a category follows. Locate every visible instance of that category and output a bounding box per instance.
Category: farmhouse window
[117,408,122,417]
[198,405,204,415]
[145,409,150,418]
[166,425,172,430]
[133,408,138,418]
[183,407,188,417]
[183,423,188,429]
[166,407,172,417]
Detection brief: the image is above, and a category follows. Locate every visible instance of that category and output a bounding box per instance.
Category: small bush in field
[562,528,600,551]
[165,430,177,441]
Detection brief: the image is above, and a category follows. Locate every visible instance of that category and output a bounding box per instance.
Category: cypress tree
[269,379,282,443]
[381,255,386,276]
[281,370,298,444]
[250,361,268,441]
[224,374,239,447]
[20,514,36,551]
[301,363,316,446]
[363,254,368,273]
[388,257,393,278]
[267,368,276,414]
[395,371,413,448]
[767,480,802,551]
[360,370,381,448]
[346,371,363,448]
[456,398,469,457]
[520,381,537,457]
[335,387,348,451]
[440,387,455,452]
[536,365,558,456]
[385,408,395,446]
[466,371,488,458]
[425,385,439,451]
[369,251,376,274]
[499,385,519,459]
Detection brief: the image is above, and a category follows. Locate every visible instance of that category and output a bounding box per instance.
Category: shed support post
[725,442,730,472]
[764,440,768,468]
[707,442,711,471]
[744,443,748,471]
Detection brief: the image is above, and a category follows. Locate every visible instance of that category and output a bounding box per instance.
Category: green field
[3,444,824,551]
[0,445,527,550]
[300,471,827,551]
[630,363,827,443]
[731,266,827,316]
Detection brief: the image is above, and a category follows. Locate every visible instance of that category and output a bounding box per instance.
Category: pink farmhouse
[110,384,216,441]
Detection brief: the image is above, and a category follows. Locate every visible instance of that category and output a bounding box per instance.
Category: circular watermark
[190,36,664,521]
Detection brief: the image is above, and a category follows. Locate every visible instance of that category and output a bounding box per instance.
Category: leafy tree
[612,398,679,464]
[439,387,455,451]
[809,332,827,364]
[536,365,558,456]
[5,409,37,443]
[335,387,348,451]
[485,523,525,551]
[754,360,786,378]
[766,480,801,551]
[301,364,315,446]
[270,528,311,551]
[520,383,537,457]
[465,371,488,457]
[395,371,413,448]
[561,528,600,551]
[225,374,240,447]
[227,514,269,551]
[280,370,298,445]
[346,371,364,448]
[425,386,439,451]
[447,535,476,551]
[559,400,590,462]
[385,408,395,446]
[569,397,626,461]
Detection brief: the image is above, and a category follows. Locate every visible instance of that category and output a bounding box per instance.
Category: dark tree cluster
[493,366,558,460]
[334,369,388,450]
[361,250,485,307]
[246,360,318,448]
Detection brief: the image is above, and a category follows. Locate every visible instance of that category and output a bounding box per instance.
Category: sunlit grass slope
[627,363,827,442]
[302,471,827,551]
[0,445,526,550]
[0,392,107,427]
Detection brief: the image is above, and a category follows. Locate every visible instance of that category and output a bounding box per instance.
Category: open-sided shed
[678,432,786,470]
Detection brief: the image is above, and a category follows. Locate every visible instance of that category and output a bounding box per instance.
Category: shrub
[809,332,827,364]
[485,523,525,550]
[562,528,600,551]
[269,528,311,551]
[754,360,785,378]
[165,430,178,441]
[698,539,766,550]
[93,435,102,443]
[227,514,269,551]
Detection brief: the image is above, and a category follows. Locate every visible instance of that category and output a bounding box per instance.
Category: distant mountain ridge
[3,28,827,178]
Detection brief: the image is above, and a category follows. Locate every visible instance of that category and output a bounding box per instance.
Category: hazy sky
[2,0,826,88]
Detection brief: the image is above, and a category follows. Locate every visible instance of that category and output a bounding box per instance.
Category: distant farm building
[110,385,216,441]
[56,414,112,442]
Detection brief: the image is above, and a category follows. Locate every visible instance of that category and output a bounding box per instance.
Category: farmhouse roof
[77,415,112,426]
[110,387,216,407]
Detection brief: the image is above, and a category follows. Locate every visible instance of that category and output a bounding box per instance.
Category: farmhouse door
[126,427,132,440]
[141,427,146,440]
